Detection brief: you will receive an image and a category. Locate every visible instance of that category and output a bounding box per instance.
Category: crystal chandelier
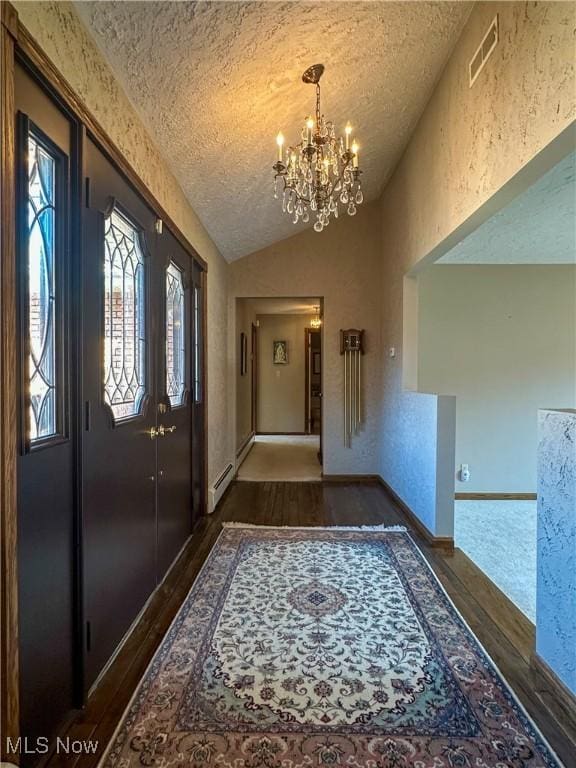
[310,306,322,329]
[273,64,364,233]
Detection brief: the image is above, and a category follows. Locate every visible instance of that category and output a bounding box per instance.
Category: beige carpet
[237,435,322,481]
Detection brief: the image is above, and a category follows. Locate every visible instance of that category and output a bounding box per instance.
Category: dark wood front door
[13,59,206,756]
[156,230,195,578]
[82,139,197,690]
[82,138,159,688]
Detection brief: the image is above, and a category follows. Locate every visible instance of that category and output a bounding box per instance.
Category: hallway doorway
[235,297,323,480]
[237,435,321,481]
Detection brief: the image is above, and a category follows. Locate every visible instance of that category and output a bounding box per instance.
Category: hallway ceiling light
[273,64,364,233]
[310,306,322,329]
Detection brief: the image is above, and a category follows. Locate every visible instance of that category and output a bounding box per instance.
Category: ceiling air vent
[469,15,499,87]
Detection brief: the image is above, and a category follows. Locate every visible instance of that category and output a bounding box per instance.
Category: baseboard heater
[209,462,234,513]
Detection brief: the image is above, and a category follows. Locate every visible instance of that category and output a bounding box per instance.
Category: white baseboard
[208,462,234,513]
[236,434,255,471]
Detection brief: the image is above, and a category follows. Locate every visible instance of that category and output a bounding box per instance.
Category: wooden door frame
[0,3,209,753]
[250,322,258,435]
[304,328,312,434]
[1,2,20,754]
[304,326,322,451]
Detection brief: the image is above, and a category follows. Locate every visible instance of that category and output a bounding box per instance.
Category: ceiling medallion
[273,64,364,233]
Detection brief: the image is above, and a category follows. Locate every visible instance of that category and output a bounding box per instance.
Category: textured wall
[257,315,312,434]
[229,202,382,476]
[536,410,576,695]
[14,0,231,487]
[378,1,576,534]
[418,265,576,493]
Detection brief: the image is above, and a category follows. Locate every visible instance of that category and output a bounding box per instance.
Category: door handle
[148,427,159,439]
[157,425,177,437]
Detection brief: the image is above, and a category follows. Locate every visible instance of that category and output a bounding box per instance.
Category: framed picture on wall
[240,332,247,375]
[273,340,288,365]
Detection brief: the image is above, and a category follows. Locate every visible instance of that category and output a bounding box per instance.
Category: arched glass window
[103,208,146,421]
[166,261,185,407]
[27,135,57,442]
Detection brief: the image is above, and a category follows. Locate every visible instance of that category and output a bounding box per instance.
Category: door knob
[156,425,176,437]
[148,427,159,439]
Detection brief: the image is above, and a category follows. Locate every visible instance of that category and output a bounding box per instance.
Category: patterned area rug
[102,524,560,767]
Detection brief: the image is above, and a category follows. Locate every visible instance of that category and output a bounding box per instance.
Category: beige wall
[257,315,312,434]
[235,300,256,452]
[14,0,232,486]
[418,265,576,493]
[229,202,382,475]
[378,1,575,534]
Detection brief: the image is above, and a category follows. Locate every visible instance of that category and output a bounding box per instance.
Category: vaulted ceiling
[75,1,472,261]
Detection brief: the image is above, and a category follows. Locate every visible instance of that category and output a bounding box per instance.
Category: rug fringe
[221,522,407,532]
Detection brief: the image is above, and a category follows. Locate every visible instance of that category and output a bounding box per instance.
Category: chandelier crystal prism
[273,64,364,233]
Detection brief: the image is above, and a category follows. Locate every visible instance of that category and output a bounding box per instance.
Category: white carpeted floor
[237,435,322,482]
[455,499,537,622]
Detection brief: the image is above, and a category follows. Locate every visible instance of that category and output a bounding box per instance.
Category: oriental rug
[101,524,560,768]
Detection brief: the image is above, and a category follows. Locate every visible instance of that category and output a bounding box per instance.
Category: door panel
[156,231,193,578]
[82,138,157,689]
[15,64,76,750]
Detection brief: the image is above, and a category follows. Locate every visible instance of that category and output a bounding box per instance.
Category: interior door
[15,63,77,749]
[156,230,194,578]
[82,137,158,689]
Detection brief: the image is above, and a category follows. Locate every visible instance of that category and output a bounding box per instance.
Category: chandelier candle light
[273,64,364,232]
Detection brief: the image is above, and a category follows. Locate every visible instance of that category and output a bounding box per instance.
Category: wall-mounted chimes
[340,329,364,447]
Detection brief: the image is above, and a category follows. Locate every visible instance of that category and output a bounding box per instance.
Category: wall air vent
[469,15,499,87]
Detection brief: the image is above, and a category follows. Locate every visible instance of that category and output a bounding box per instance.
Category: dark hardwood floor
[44,481,574,767]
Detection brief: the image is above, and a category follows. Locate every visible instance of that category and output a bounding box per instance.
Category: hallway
[1,2,575,766]
[237,435,322,481]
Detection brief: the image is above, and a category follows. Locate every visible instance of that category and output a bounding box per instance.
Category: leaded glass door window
[25,132,63,444]
[103,207,147,421]
[165,261,186,407]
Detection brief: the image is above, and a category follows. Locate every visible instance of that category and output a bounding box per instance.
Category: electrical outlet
[459,464,470,483]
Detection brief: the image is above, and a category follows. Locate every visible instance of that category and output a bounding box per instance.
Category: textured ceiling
[74,1,472,261]
[438,152,576,264]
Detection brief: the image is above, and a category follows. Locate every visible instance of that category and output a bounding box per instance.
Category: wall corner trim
[377,477,454,550]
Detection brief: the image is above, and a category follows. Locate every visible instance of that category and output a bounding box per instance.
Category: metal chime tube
[344,349,348,445]
[357,350,362,427]
[352,351,357,434]
[351,351,355,435]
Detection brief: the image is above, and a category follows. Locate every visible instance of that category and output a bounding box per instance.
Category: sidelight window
[166,261,185,407]
[26,135,58,442]
[103,208,146,421]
